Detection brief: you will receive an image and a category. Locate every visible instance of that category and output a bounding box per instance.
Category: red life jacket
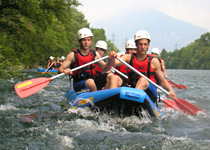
[148,54,163,71]
[117,64,128,74]
[49,61,56,68]
[116,64,131,84]
[116,54,129,76]
[129,54,157,84]
[70,49,97,81]
[95,64,102,76]
[158,58,163,71]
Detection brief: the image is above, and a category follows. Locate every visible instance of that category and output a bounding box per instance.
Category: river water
[1,69,210,150]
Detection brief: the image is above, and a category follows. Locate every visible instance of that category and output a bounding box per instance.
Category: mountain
[91,8,208,52]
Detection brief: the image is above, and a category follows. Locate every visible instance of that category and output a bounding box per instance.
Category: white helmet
[95,40,107,50]
[125,39,137,49]
[50,56,54,60]
[151,48,160,55]
[77,28,93,40]
[134,30,151,42]
[61,56,65,60]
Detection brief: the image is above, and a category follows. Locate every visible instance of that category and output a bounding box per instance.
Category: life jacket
[158,58,163,71]
[148,54,163,71]
[129,54,157,87]
[117,64,128,75]
[70,49,97,81]
[95,64,102,76]
[115,64,131,84]
[49,61,56,69]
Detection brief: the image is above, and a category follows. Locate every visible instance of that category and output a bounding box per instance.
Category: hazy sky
[77,0,210,31]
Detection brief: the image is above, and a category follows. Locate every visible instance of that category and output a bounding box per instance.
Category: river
[0,69,210,150]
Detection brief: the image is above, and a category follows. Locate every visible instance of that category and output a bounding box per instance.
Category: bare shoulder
[151,57,161,69]
[65,51,75,64]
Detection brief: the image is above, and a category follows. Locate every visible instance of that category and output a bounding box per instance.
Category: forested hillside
[0,0,118,78]
[1,1,209,79]
[161,32,210,69]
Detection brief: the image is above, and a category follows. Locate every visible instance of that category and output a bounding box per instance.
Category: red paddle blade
[15,77,51,98]
[162,98,206,115]
[177,84,187,89]
[174,98,206,115]
[168,81,187,89]
[162,99,179,110]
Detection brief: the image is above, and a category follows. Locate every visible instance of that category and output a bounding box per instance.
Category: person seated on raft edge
[47,56,57,70]
[105,30,176,102]
[56,56,65,69]
[58,27,122,93]
[113,39,137,87]
[93,40,124,90]
[150,48,168,79]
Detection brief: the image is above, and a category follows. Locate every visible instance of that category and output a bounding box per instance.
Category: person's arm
[58,52,75,74]
[46,61,50,68]
[161,60,168,79]
[57,57,60,64]
[103,51,130,71]
[152,58,176,99]
[95,51,106,69]
[54,60,57,67]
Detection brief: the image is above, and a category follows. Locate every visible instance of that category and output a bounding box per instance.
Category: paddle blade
[162,99,179,110]
[177,84,187,89]
[174,98,206,115]
[15,77,51,98]
[168,81,187,89]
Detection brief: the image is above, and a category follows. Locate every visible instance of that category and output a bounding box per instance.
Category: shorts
[94,73,108,90]
[73,73,108,92]
[73,80,87,92]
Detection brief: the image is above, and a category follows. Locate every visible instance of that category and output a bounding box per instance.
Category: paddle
[42,62,55,74]
[115,56,206,115]
[111,67,128,79]
[167,78,187,89]
[15,56,108,98]
[160,98,179,110]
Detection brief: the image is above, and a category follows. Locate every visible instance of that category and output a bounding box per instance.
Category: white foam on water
[60,136,75,149]
[0,103,19,111]
[161,136,193,150]
[44,126,75,149]
[67,107,96,118]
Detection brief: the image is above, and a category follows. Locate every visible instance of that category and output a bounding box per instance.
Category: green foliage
[160,32,210,70]
[0,0,119,78]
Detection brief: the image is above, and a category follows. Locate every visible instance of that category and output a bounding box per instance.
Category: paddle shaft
[51,55,108,80]
[111,67,128,79]
[116,57,169,95]
[44,62,55,73]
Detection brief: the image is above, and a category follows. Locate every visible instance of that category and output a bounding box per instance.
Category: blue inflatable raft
[64,87,162,118]
[37,68,58,73]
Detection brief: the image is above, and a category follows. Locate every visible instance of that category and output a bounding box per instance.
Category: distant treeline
[161,32,210,69]
[0,1,209,79]
[0,0,118,76]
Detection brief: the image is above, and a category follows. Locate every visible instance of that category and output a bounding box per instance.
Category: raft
[37,68,58,73]
[64,87,162,118]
